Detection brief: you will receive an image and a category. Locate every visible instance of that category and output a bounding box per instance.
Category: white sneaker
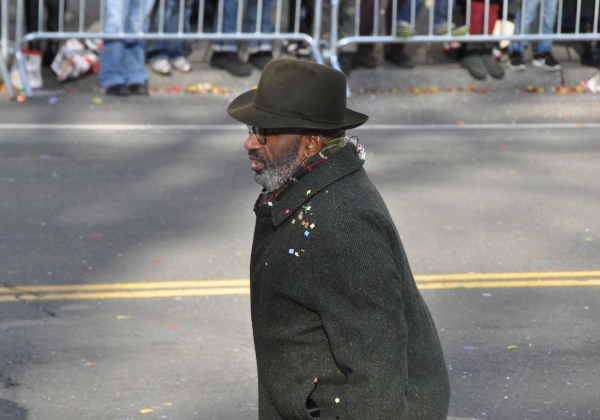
[151,58,172,75]
[171,56,192,73]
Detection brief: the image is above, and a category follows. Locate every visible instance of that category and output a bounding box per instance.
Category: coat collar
[268,143,364,227]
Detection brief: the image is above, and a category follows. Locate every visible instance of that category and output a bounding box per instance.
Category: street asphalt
[1,78,600,420]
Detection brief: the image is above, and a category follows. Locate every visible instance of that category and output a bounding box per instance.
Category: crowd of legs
[16,0,600,94]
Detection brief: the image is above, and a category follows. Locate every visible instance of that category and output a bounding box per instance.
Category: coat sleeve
[304,203,413,418]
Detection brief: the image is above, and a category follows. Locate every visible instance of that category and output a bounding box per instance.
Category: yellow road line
[415,271,600,281]
[0,280,249,294]
[0,287,251,302]
[2,271,598,294]
[418,279,600,289]
[1,271,599,302]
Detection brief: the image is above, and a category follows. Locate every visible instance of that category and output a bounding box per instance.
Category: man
[507,0,562,72]
[228,59,450,419]
[99,0,148,96]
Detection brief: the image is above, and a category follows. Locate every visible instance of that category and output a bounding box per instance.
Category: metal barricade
[1,0,16,98]
[7,0,324,99]
[329,0,600,75]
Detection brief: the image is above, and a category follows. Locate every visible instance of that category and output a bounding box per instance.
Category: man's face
[244,130,304,192]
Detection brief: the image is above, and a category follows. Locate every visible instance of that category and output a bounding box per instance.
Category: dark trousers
[287,0,315,34]
[24,0,65,63]
[359,0,408,54]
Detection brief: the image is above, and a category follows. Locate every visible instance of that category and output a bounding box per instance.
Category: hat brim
[227,89,369,131]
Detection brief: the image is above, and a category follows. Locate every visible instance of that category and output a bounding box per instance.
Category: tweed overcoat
[250,143,450,420]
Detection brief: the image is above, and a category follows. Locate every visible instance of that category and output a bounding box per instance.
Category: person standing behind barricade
[209,0,274,77]
[388,0,468,68]
[459,0,505,80]
[507,0,561,71]
[281,0,314,57]
[562,0,600,67]
[99,0,149,96]
[24,0,65,66]
[321,0,401,74]
[147,0,195,75]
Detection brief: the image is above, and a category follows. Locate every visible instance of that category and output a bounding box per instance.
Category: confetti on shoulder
[289,249,294,254]
[310,223,315,229]
[304,231,310,236]
[306,190,311,195]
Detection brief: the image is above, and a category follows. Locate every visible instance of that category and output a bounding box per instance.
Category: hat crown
[253,59,348,126]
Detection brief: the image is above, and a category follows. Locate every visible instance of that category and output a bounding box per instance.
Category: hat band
[252,100,345,125]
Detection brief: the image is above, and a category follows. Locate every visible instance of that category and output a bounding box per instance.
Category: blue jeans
[397,0,452,28]
[99,0,147,88]
[510,0,558,55]
[147,0,196,61]
[212,0,273,53]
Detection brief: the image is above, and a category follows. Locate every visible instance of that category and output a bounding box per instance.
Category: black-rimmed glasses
[247,125,310,145]
[247,125,269,145]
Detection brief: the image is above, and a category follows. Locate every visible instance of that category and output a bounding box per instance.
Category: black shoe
[461,54,487,80]
[482,54,505,79]
[580,48,600,68]
[384,47,414,69]
[210,52,252,77]
[129,83,149,95]
[507,51,526,71]
[353,50,377,69]
[532,51,562,71]
[105,84,130,96]
[248,51,273,70]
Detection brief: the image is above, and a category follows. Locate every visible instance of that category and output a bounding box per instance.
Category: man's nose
[244,134,260,151]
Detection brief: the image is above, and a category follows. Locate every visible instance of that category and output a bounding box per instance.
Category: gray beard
[253,137,302,192]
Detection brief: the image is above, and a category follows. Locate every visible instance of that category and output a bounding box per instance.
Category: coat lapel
[270,143,364,228]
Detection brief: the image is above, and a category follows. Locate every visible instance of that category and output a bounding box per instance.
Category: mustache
[248,150,267,164]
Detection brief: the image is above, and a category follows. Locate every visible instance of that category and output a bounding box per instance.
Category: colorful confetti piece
[149,83,228,96]
[289,249,294,254]
[116,315,130,320]
[304,231,310,236]
[507,345,520,350]
[140,408,154,414]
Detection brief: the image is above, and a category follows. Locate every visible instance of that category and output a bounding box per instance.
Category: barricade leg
[13,0,33,97]
[1,0,15,98]
[0,53,16,99]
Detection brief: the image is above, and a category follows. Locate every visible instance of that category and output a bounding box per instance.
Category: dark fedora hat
[227,59,368,131]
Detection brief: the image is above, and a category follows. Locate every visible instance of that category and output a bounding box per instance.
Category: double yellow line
[415,271,600,289]
[1,271,599,302]
[0,280,250,302]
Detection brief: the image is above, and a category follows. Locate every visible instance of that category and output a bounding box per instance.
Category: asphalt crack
[2,283,56,317]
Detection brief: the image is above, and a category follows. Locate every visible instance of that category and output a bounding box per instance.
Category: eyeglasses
[247,125,310,145]
[247,125,269,145]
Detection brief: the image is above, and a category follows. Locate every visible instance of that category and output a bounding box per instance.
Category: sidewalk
[34,39,599,98]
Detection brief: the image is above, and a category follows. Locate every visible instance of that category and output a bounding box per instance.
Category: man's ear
[304,134,324,159]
